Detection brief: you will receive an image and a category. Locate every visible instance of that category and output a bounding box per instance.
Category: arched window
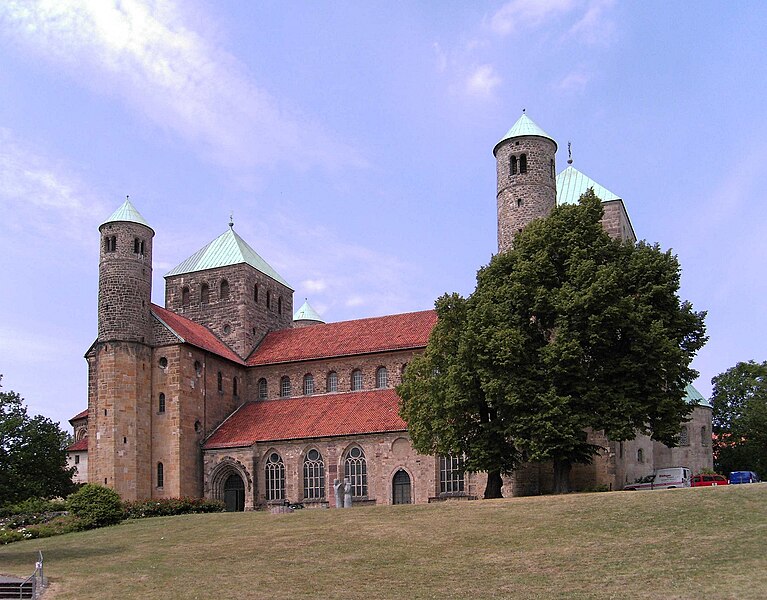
[220,279,230,300]
[217,371,223,392]
[133,238,141,254]
[510,155,518,175]
[303,374,314,396]
[158,393,166,413]
[376,367,388,389]
[550,158,555,179]
[265,452,285,501]
[201,283,210,304]
[181,287,190,307]
[280,376,291,398]
[278,297,282,315]
[440,455,465,494]
[266,291,271,310]
[351,369,363,391]
[701,426,709,447]
[303,449,325,500]
[326,371,338,393]
[104,235,117,252]
[157,462,164,488]
[258,378,268,400]
[401,363,408,375]
[254,284,259,303]
[233,377,239,397]
[194,361,202,376]
[679,426,689,446]
[520,153,528,173]
[344,446,367,497]
[517,198,523,208]
[637,448,644,463]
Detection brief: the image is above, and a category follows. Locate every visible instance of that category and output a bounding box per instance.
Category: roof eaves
[247,343,429,367]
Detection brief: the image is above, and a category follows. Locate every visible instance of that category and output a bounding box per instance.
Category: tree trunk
[552,460,572,494]
[484,470,504,498]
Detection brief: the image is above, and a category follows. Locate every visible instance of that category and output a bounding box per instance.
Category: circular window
[349,447,361,459]
[269,452,280,463]
[307,449,320,461]
[223,324,231,335]
[158,357,168,369]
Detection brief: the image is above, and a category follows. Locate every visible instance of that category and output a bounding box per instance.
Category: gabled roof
[165,226,292,289]
[203,389,407,449]
[293,299,324,323]
[101,198,153,231]
[247,310,437,366]
[685,383,711,409]
[151,304,245,364]
[494,113,557,155]
[67,438,88,452]
[69,409,88,423]
[556,165,621,205]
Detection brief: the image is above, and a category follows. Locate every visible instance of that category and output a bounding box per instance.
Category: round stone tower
[98,198,154,342]
[493,112,558,253]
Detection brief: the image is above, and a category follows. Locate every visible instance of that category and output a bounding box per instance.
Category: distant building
[66,113,712,508]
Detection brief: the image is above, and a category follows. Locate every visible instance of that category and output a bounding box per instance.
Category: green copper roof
[684,383,712,409]
[494,113,557,155]
[556,165,621,206]
[101,198,153,230]
[165,226,293,289]
[293,299,324,323]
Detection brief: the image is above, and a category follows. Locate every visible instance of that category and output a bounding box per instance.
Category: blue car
[728,471,761,484]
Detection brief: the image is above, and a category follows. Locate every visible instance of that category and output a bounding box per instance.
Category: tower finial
[522,108,526,114]
[567,141,573,165]
[229,212,234,229]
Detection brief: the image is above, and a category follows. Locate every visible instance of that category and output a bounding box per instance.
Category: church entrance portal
[392,469,411,505]
[223,473,245,512]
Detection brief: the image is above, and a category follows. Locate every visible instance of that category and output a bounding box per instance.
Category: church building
[67,113,713,510]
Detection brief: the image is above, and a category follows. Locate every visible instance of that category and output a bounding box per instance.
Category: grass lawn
[1,484,766,599]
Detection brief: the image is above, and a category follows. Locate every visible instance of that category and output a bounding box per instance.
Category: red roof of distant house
[67,438,88,452]
[204,389,407,449]
[247,310,436,366]
[69,409,88,422]
[152,304,244,365]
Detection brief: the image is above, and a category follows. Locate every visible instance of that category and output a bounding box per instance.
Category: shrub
[0,497,67,518]
[0,529,24,544]
[123,497,225,519]
[67,484,124,529]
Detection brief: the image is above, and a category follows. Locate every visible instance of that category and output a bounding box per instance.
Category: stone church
[67,113,713,510]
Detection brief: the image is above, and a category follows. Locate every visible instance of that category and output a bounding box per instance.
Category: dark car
[691,474,729,487]
[729,471,760,484]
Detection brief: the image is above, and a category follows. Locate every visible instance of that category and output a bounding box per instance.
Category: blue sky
[1,1,766,429]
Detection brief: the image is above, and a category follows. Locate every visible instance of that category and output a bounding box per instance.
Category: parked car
[729,471,761,484]
[623,467,691,490]
[691,474,729,487]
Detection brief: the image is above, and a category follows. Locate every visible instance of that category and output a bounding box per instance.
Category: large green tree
[711,360,767,478]
[0,376,75,505]
[398,191,707,496]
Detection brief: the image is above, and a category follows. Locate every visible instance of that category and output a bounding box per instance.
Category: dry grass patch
[1,485,766,599]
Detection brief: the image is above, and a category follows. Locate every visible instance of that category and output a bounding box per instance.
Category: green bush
[67,484,124,529]
[123,497,225,519]
[0,497,67,518]
[0,529,24,544]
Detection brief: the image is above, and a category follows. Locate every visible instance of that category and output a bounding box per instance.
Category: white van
[623,467,691,490]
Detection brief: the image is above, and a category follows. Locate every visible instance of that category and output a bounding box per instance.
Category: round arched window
[158,357,168,369]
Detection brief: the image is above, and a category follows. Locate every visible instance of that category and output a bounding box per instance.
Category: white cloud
[302,279,328,293]
[0,128,106,241]
[490,0,577,35]
[466,64,502,99]
[0,0,364,173]
[569,0,616,45]
[555,68,591,93]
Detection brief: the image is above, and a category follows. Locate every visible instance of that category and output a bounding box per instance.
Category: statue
[333,479,343,508]
[343,477,352,508]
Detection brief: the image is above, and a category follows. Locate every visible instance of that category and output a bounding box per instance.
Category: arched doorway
[223,473,245,512]
[392,469,411,505]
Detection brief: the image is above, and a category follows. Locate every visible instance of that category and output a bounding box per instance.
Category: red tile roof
[69,409,88,422]
[247,310,436,366]
[67,438,88,452]
[204,389,407,449]
[152,304,244,364]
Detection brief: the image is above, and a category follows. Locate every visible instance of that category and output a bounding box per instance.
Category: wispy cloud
[0,0,364,173]
[555,67,591,93]
[569,0,616,45]
[466,64,502,99]
[0,128,106,240]
[489,0,577,35]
